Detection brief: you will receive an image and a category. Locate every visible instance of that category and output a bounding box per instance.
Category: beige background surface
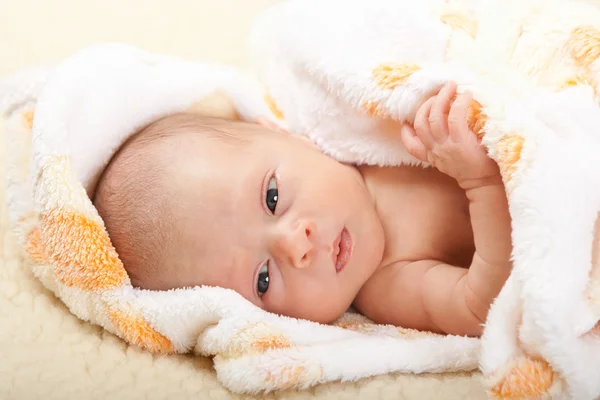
[0,0,486,398]
[0,0,280,75]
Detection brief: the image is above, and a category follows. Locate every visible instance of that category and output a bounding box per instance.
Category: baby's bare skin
[97,83,511,337]
[354,82,512,336]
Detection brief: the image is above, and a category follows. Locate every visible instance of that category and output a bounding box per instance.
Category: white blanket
[249,0,600,398]
[3,0,600,397]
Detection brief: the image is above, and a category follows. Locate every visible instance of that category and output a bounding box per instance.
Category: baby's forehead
[141,116,297,192]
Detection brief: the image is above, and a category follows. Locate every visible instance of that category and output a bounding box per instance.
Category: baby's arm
[362,82,512,336]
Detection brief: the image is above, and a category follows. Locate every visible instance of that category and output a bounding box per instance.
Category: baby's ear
[186,91,240,120]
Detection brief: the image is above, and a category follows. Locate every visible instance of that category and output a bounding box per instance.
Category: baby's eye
[265,176,278,214]
[257,262,270,297]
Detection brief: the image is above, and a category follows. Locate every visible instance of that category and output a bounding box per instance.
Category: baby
[94,82,512,337]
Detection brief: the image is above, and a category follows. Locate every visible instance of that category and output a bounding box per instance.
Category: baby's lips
[335,227,353,273]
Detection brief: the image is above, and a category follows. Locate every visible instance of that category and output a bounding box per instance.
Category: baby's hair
[94,113,248,289]
[131,112,250,148]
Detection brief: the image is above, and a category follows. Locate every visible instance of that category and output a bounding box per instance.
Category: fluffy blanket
[250,0,600,398]
[2,0,600,398]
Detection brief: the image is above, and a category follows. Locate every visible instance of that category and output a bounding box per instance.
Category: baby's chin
[292,299,353,325]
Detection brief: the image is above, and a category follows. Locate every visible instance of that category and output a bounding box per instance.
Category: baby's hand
[400,82,500,189]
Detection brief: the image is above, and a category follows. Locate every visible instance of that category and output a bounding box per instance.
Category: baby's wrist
[458,173,504,192]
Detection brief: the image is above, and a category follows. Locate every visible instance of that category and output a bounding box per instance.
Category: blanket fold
[1,42,478,395]
[4,0,600,396]
[250,0,600,398]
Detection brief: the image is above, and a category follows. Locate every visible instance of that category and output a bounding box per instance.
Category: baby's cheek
[312,285,353,323]
[277,277,348,323]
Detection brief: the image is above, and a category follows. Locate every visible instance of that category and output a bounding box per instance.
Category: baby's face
[169,123,385,323]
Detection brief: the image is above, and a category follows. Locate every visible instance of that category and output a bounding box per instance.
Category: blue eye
[265,176,278,213]
[257,262,270,297]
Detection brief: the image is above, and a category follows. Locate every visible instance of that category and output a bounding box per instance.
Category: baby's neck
[353,164,379,210]
[351,164,388,277]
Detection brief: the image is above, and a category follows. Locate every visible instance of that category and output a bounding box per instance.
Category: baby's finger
[448,91,473,142]
[400,124,429,162]
[429,82,456,142]
[414,97,436,148]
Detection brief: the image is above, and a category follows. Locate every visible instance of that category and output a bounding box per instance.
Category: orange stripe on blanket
[40,210,127,291]
[562,75,594,87]
[496,135,524,183]
[226,323,291,357]
[362,100,390,118]
[22,109,35,130]
[490,358,555,399]
[559,75,598,97]
[107,307,174,353]
[264,93,285,120]
[570,26,600,69]
[265,365,306,388]
[467,100,487,139]
[25,226,49,264]
[373,63,421,90]
[253,334,291,353]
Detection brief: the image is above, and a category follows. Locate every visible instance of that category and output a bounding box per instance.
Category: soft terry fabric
[0,44,478,397]
[3,0,600,397]
[249,0,600,398]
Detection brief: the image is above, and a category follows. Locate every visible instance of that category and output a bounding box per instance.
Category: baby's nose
[273,219,316,269]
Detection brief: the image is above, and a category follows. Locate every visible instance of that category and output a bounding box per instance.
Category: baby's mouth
[333,227,353,273]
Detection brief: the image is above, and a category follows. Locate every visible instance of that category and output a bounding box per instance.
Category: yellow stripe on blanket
[362,100,390,118]
[373,63,421,90]
[363,63,422,117]
[265,93,285,120]
[559,75,599,99]
[440,12,478,38]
